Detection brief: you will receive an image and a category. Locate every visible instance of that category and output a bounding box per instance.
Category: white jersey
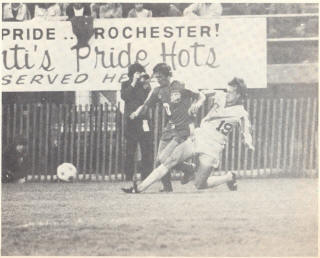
[194,91,253,163]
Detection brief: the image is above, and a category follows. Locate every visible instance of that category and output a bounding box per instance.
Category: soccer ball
[57,163,77,182]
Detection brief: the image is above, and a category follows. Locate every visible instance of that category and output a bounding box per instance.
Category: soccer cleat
[226,172,237,191]
[180,162,196,185]
[121,181,140,194]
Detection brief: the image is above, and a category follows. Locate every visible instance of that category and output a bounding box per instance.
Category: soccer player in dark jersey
[129,63,205,192]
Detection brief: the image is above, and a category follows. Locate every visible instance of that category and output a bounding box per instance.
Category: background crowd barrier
[2,96,318,182]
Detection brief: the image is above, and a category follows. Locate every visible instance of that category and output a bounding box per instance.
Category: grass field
[2,178,318,256]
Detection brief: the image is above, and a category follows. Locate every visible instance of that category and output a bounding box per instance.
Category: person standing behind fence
[121,63,153,182]
[2,136,30,183]
[66,3,91,20]
[2,3,30,21]
[183,3,223,17]
[33,3,61,20]
[98,3,123,18]
[130,63,206,192]
[127,4,152,18]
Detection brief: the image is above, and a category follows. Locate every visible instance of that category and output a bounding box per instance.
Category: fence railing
[2,96,318,181]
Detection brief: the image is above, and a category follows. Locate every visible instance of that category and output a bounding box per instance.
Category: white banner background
[2,17,266,91]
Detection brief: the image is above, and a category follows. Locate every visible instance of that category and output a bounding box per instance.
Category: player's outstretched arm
[188,89,206,116]
[130,87,158,119]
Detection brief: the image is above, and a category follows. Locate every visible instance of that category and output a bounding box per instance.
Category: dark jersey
[144,80,198,140]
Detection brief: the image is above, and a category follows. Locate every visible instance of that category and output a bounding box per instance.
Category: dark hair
[152,63,172,77]
[128,63,146,79]
[228,77,248,100]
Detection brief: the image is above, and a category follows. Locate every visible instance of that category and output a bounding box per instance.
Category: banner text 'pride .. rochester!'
[1,24,220,86]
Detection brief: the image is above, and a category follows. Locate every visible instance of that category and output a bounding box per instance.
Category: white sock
[138,164,169,192]
[206,172,232,188]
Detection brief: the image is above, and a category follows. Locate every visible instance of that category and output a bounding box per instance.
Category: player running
[129,63,205,192]
[122,77,254,193]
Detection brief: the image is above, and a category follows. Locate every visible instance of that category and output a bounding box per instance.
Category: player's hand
[129,112,137,120]
[131,72,141,87]
[188,103,200,116]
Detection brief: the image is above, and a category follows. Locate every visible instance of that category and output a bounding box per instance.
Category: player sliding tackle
[122,77,255,193]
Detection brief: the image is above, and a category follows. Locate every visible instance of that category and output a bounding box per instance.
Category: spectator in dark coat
[66,3,91,20]
[121,63,153,181]
[2,136,30,183]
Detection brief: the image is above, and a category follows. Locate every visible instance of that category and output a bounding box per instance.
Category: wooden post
[243,99,251,176]
[70,105,76,166]
[276,99,284,173]
[76,105,82,181]
[101,104,108,181]
[308,99,317,171]
[89,105,95,181]
[25,104,31,181]
[282,99,291,175]
[108,105,115,181]
[96,104,102,181]
[44,103,50,181]
[295,98,305,176]
[269,99,277,175]
[256,99,264,176]
[120,106,126,181]
[38,104,44,181]
[31,104,37,181]
[83,105,89,180]
[250,99,258,176]
[302,98,311,175]
[288,99,297,176]
[115,103,121,181]
[263,99,271,176]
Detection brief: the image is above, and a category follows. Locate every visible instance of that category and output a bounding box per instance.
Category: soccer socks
[137,164,169,192]
[206,172,233,188]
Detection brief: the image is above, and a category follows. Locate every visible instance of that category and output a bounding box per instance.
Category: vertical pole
[44,103,50,181]
[108,105,115,181]
[288,99,297,176]
[250,99,258,176]
[308,99,317,171]
[263,99,271,176]
[38,104,44,181]
[25,104,31,182]
[31,104,37,181]
[256,99,264,176]
[302,98,311,176]
[76,105,82,180]
[276,99,284,173]
[115,103,121,181]
[269,98,277,175]
[96,104,102,181]
[243,99,251,177]
[295,98,304,177]
[101,104,108,181]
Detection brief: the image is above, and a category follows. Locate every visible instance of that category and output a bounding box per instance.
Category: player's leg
[139,132,153,180]
[124,136,138,181]
[194,153,236,190]
[158,138,182,192]
[128,138,194,193]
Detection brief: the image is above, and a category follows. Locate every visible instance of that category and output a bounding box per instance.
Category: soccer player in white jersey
[122,77,255,193]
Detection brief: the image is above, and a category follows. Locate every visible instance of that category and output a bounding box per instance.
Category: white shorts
[194,133,224,168]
